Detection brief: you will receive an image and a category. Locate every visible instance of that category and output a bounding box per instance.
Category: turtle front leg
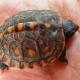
[58,48,68,64]
[0,62,9,71]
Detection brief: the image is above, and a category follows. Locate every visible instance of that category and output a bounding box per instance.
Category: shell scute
[0,10,65,68]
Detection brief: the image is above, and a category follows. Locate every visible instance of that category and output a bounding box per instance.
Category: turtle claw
[59,58,68,64]
[0,62,9,71]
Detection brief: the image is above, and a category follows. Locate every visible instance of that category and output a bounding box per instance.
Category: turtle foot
[0,62,9,71]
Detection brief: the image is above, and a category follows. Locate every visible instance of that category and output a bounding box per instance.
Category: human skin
[0,0,80,80]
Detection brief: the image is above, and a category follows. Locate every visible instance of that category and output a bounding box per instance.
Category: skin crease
[0,0,80,80]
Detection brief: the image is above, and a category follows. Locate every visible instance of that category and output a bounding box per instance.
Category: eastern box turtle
[0,10,79,70]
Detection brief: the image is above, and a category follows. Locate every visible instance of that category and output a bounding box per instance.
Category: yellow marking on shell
[44,22,51,28]
[0,52,4,60]
[33,62,41,68]
[7,26,14,33]
[43,46,49,53]
[24,62,29,68]
[3,43,8,49]
[17,23,24,32]
[28,49,36,57]
[41,60,48,67]
[15,62,20,68]
[0,32,3,38]
[29,22,36,30]
[15,48,21,56]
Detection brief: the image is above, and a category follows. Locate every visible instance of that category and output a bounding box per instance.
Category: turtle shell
[0,10,65,68]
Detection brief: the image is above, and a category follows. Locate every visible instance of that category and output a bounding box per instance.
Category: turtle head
[62,20,79,39]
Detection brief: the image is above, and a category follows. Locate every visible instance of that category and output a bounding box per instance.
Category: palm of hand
[0,0,80,80]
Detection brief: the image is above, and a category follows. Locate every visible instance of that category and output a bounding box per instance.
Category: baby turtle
[0,10,79,70]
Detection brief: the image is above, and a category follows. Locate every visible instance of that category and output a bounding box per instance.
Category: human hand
[0,0,80,80]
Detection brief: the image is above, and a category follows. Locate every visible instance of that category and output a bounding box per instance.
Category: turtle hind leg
[58,48,68,64]
[0,62,9,71]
